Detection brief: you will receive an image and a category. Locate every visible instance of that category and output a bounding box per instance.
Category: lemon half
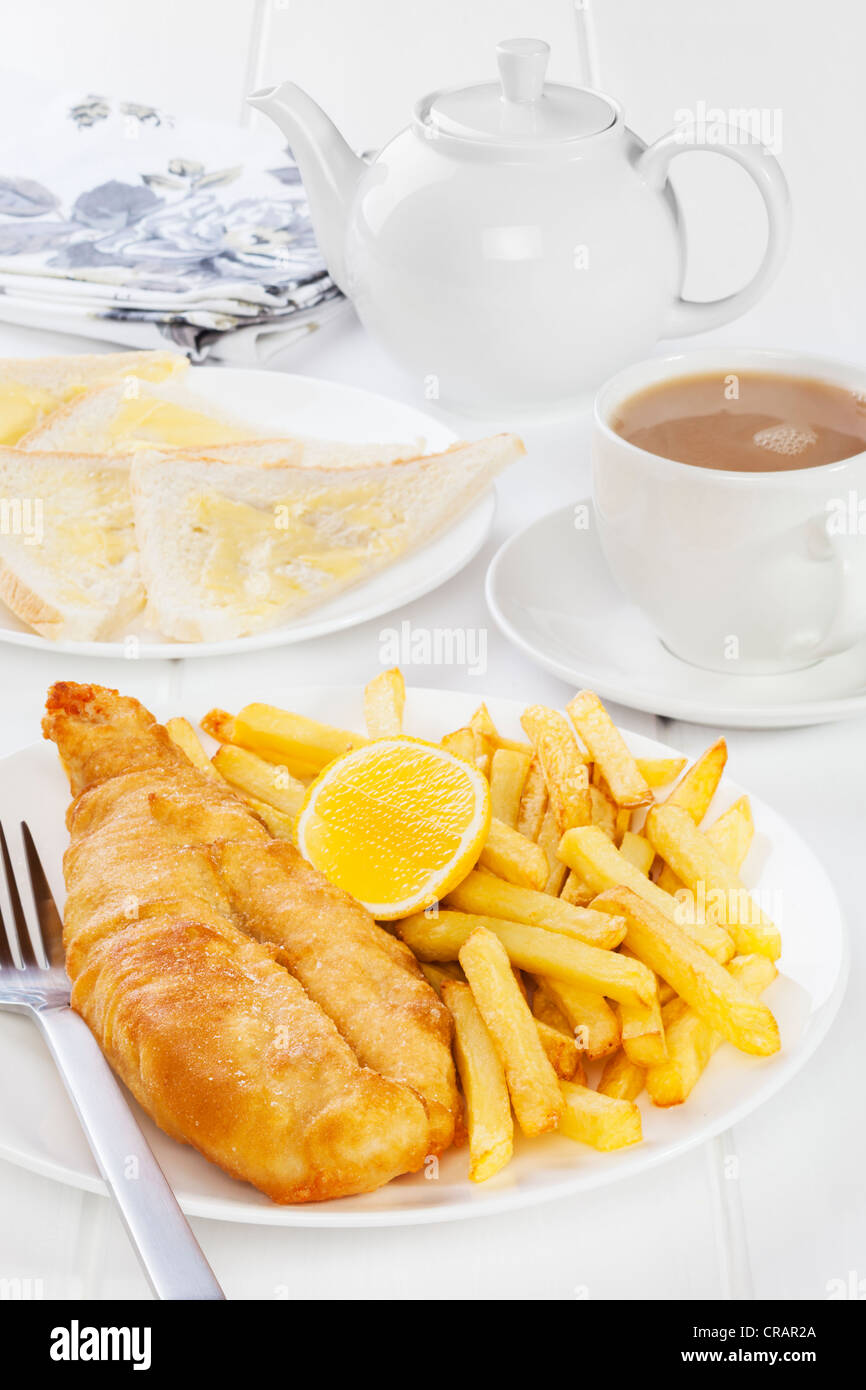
[294,737,491,919]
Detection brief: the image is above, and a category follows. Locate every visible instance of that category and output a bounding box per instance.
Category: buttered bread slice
[0,350,187,446]
[131,434,524,641]
[19,379,262,455]
[0,447,142,641]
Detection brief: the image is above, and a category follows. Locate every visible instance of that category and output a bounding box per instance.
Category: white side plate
[0,368,495,658]
[0,686,848,1226]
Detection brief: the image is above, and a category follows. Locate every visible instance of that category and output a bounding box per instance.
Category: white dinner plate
[0,368,494,658]
[0,685,848,1226]
[486,503,866,729]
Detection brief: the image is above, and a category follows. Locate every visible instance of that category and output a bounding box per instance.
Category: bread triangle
[19,378,262,455]
[0,350,187,445]
[0,446,142,641]
[131,434,523,641]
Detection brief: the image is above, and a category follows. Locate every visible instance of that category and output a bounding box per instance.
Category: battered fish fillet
[43,682,458,1203]
[215,840,457,1151]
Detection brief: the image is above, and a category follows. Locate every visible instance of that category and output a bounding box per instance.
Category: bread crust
[18,375,258,453]
[17,392,88,449]
[1,349,186,391]
[0,555,63,638]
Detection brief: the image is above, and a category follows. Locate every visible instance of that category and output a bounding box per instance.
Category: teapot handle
[638,124,791,338]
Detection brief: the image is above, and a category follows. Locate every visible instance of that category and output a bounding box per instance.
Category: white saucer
[486,503,866,729]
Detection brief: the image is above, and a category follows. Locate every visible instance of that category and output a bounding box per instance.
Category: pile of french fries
[166,669,783,1187]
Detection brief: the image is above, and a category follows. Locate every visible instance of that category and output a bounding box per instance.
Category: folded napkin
[0,72,346,361]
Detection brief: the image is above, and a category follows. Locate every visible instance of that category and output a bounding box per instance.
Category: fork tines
[0,822,62,971]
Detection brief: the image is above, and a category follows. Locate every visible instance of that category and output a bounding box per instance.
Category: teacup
[592,347,866,675]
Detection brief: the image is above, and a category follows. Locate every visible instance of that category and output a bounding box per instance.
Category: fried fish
[43,682,458,1202]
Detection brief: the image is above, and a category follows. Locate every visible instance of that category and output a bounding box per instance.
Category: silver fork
[0,821,225,1300]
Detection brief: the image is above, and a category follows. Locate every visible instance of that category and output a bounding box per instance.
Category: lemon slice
[294,737,491,919]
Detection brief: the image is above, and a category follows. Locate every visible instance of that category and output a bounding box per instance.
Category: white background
[0,0,864,1301]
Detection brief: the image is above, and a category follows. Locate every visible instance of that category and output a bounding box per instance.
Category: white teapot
[250,38,790,413]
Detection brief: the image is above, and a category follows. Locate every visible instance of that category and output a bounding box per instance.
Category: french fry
[656,796,753,894]
[567,691,652,808]
[647,954,778,1106]
[726,793,753,831]
[441,726,476,763]
[537,806,569,894]
[469,704,533,757]
[243,796,296,840]
[597,1048,645,1101]
[589,782,617,839]
[537,978,621,1059]
[165,716,219,776]
[531,985,587,1081]
[200,707,236,744]
[653,738,730,891]
[592,887,780,1056]
[468,706,497,772]
[164,721,300,836]
[511,966,529,1001]
[469,703,499,741]
[560,869,594,907]
[363,667,405,738]
[397,910,655,1008]
[535,1019,585,1082]
[645,804,781,960]
[472,733,494,777]
[516,757,548,840]
[618,992,667,1068]
[619,831,655,876]
[458,928,563,1137]
[489,748,531,828]
[635,756,687,789]
[531,983,573,1035]
[663,737,727,823]
[420,961,464,992]
[232,702,367,774]
[440,979,513,1181]
[173,720,301,836]
[498,737,535,757]
[558,825,735,963]
[654,862,683,895]
[212,743,306,819]
[457,706,495,775]
[619,942,677,1008]
[653,803,755,895]
[442,870,625,948]
[559,1082,642,1151]
[705,797,754,874]
[479,817,548,891]
[520,706,591,832]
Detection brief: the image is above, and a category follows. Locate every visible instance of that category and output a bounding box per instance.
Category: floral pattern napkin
[0,74,345,361]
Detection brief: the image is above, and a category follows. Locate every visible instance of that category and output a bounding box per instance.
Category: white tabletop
[0,311,861,1302]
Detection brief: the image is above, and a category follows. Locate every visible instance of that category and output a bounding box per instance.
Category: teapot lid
[418,38,616,148]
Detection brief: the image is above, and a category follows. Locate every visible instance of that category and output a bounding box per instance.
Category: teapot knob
[496,37,550,105]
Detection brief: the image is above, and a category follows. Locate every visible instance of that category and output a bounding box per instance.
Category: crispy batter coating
[43,682,456,1202]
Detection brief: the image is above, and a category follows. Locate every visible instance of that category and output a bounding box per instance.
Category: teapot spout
[248,82,364,293]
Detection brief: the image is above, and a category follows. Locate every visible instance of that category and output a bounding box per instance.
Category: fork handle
[35,1006,225,1300]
